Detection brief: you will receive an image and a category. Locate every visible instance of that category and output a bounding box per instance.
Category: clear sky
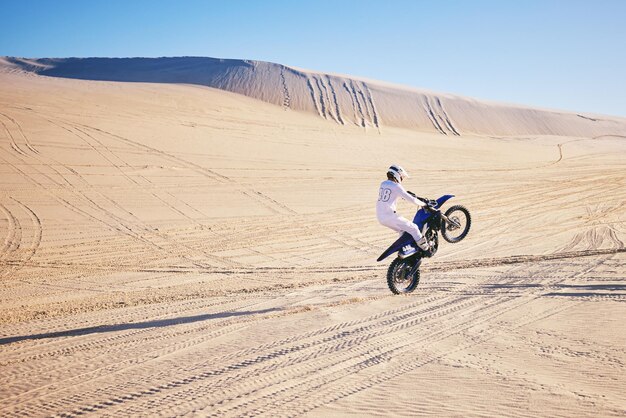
[1,0,625,116]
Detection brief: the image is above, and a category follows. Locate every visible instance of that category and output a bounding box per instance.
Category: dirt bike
[377,194,471,294]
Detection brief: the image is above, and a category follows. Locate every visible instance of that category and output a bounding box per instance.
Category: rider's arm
[397,184,426,207]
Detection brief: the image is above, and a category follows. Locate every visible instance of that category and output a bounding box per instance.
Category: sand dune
[0,63,625,417]
[4,56,626,137]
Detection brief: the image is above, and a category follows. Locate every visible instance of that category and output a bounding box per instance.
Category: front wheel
[387,257,420,294]
[441,205,471,243]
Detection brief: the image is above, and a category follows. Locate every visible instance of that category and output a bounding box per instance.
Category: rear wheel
[387,257,420,294]
[441,205,471,243]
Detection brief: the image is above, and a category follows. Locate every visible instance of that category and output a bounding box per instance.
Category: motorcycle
[377,194,471,294]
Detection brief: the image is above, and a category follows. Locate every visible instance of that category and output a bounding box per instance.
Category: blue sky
[1,0,625,116]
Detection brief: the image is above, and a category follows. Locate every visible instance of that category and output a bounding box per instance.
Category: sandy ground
[0,70,625,417]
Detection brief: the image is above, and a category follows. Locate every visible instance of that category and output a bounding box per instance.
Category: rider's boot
[416,237,429,251]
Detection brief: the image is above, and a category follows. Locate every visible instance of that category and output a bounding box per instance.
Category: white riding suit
[376,180,427,244]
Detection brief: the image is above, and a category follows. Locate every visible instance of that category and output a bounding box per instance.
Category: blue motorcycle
[377,194,471,294]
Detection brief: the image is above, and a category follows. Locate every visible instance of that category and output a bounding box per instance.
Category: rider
[376,164,430,250]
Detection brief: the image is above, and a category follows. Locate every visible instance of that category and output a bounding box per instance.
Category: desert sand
[0,57,625,417]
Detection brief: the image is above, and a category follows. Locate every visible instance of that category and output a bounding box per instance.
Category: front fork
[439,212,460,230]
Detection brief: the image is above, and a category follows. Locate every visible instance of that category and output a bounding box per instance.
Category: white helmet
[387,164,409,183]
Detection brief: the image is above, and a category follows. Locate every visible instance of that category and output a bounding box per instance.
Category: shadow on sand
[0,308,280,345]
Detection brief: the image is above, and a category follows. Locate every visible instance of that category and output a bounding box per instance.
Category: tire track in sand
[2,247,623,276]
[0,273,490,408]
[0,198,41,278]
[170,258,596,416]
[0,111,39,154]
[8,251,594,415]
[0,202,22,263]
[1,251,615,415]
[6,294,489,415]
[8,197,42,271]
[75,122,297,216]
[255,301,577,417]
[5,112,241,269]
[0,296,265,364]
[72,124,377,260]
[0,299,287,399]
[66,124,239,268]
[67,289,546,416]
[0,115,27,155]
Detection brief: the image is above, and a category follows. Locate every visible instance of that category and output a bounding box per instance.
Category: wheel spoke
[387,258,420,294]
[442,205,471,243]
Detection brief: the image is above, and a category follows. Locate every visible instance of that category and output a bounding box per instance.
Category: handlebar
[408,191,436,208]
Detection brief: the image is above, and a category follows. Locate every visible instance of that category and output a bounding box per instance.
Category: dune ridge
[4,56,625,138]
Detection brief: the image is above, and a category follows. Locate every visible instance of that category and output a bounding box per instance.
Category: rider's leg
[380,216,428,250]
[394,217,429,250]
